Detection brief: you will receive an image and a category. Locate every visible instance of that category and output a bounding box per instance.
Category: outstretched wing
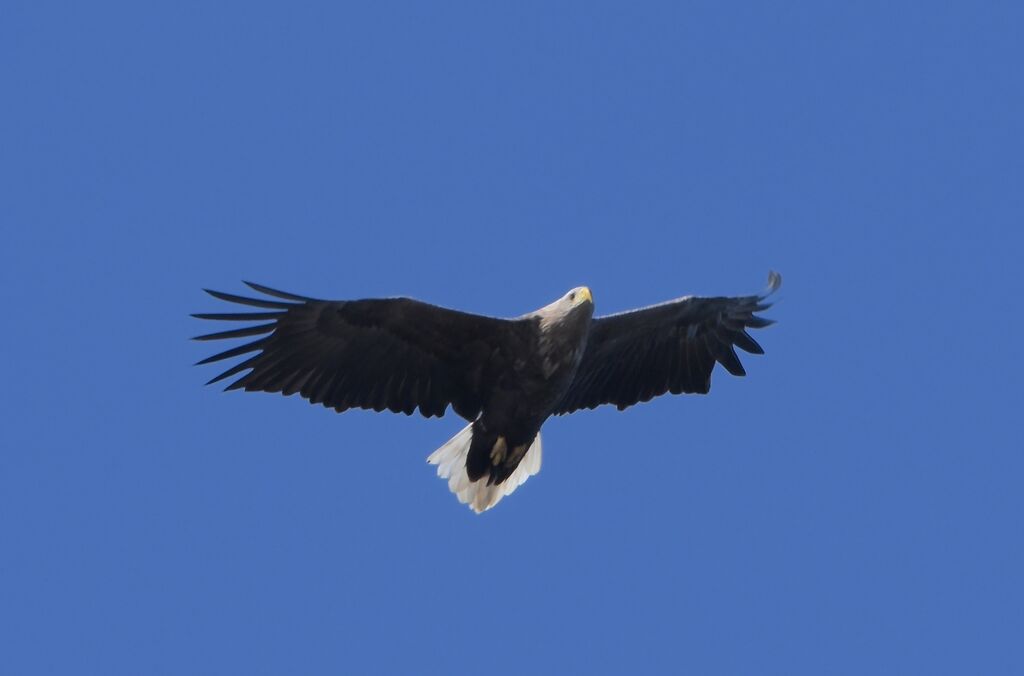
[193,282,520,420]
[554,272,781,414]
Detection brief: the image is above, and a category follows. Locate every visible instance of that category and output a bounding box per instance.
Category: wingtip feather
[242,281,316,302]
[191,322,277,342]
[201,288,293,309]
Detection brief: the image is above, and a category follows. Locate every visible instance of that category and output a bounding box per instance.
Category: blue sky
[2,2,1022,674]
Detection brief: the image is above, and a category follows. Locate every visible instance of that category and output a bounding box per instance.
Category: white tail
[427,424,543,513]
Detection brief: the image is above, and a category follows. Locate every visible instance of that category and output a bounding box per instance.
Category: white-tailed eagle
[194,272,780,512]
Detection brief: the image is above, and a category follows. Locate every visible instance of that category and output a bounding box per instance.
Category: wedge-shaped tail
[427,424,543,513]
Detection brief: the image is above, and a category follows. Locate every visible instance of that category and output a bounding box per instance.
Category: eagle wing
[193,282,521,420]
[554,272,780,414]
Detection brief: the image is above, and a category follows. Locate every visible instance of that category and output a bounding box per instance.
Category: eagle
[194,272,780,513]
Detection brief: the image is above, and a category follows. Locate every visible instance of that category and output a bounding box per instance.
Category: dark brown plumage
[554,280,777,413]
[194,273,780,512]
[194,283,532,420]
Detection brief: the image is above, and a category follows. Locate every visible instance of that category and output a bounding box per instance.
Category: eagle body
[194,274,779,513]
[465,289,594,485]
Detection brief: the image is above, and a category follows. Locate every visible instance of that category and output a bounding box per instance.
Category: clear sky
[2,2,1022,674]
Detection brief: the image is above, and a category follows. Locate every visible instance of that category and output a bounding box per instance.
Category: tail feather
[427,423,542,513]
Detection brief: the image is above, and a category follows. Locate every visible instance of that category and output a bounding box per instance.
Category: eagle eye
[569,292,576,302]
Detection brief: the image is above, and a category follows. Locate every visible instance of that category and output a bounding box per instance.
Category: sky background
[2,2,1022,674]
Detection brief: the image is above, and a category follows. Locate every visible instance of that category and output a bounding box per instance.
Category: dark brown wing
[193,282,522,420]
[554,272,780,414]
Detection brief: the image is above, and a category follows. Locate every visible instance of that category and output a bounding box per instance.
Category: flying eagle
[194,272,780,512]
